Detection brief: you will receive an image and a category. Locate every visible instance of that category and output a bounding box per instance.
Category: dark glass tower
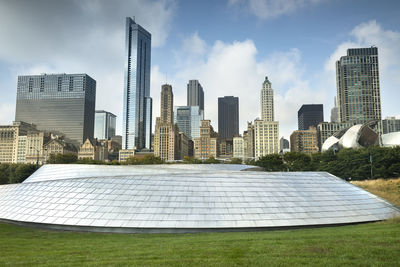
[187,80,204,114]
[122,17,152,150]
[218,96,239,140]
[336,47,381,124]
[298,104,324,130]
[15,73,96,145]
[94,110,116,140]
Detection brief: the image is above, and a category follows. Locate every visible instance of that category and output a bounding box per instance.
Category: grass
[0,221,399,266]
[352,177,400,206]
[0,178,399,266]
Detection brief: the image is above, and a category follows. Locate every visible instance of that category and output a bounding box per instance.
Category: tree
[283,152,312,171]
[229,158,242,164]
[255,154,285,171]
[204,157,220,164]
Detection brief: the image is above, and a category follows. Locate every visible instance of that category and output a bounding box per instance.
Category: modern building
[15,73,96,145]
[173,106,203,139]
[94,110,116,140]
[336,47,381,124]
[218,96,239,140]
[330,97,339,123]
[279,137,290,154]
[254,77,279,158]
[290,127,319,155]
[187,80,204,114]
[122,17,152,151]
[193,120,218,159]
[298,104,324,130]
[154,84,180,161]
[317,122,354,150]
[382,117,400,134]
[0,121,37,163]
[118,149,135,162]
[261,76,274,121]
[177,132,189,160]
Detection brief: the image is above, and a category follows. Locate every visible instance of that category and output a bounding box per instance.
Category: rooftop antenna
[133,16,135,22]
[165,73,168,84]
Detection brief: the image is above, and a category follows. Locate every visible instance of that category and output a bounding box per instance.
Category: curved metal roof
[0,164,398,233]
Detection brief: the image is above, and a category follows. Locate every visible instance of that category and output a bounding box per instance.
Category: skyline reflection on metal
[0,164,398,233]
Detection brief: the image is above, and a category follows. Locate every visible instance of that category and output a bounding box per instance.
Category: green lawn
[0,220,399,266]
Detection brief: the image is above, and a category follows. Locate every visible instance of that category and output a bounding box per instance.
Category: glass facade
[15,74,96,145]
[122,17,152,150]
[218,96,239,139]
[187,80,204,114]
[174,106,203,139]
[336,47,381,124]
[298,104,324,130]
[94,110,116,140]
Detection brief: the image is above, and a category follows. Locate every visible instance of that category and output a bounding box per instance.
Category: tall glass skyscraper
[94,110,116,140]
[15,73,96,145]
[297,104,324,130]
[218,96,239,140]
[122,17,152,150]
[187,80,204,114]
[173,106,204,140]
[336,47,381,124]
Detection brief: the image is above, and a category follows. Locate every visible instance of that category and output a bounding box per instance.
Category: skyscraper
[173,106,203,139]
[94,110,116,140]
[218,96,239,140]
[261,76,274,121]
[154,84,180,161]
[187,80,204,114]
[255,76,279,158]
[336,47,381,124]
[122,17,152,150]
[298,104,324,130]
[15,73,96,145]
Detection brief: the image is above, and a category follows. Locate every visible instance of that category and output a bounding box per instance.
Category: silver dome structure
[0,164,398,233]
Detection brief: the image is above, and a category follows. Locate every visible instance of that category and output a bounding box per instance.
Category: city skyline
[0,1,399,140]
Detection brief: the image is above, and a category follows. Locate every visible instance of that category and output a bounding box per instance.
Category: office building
[298,104,324,130]
[0,121,37,163]
[290,127,319,155]
[382,117,400,134]
[254,77,279,158]
[15,73,96,145]
[94,110,116,140]
[193,120,218,159]
[254,119,279,158]
[331,97,339,123]
[218,96,239,140]
[336,47,381,124]
[122,17,152,150]
[280,137,290,154]
[187,80,204,113]
[154,84,180,161]
[173,106,203,139]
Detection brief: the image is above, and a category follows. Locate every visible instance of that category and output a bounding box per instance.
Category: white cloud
[0,0,176,132]
[152,34,324,139]
[0,103,14,125]
[228,0,326,19]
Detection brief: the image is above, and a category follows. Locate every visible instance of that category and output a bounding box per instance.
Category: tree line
[0,146,399,185]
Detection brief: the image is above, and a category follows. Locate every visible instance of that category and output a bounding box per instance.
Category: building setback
[15,73,96,145]
[122,17,152,150]
[218,96,239,140]
[94,110,116,140]
[336,47,381,124]
[187,80,204,114]
[298,104,324,130]
[154,84,181,161]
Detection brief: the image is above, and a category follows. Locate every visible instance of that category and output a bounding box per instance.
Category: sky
[0,0,399,140]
